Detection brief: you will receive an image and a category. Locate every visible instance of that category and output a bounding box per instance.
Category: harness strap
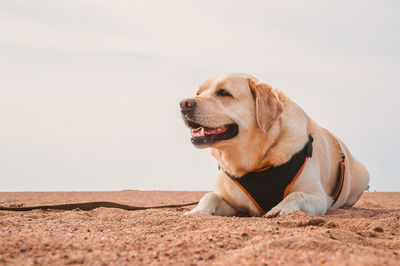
[283,156,310,198]
[284,134,313,198]
[330,139,346,206]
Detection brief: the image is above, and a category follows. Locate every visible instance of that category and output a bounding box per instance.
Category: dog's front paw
[182,192,220,216]
[263,205,297,218]
[183,205,216,216]
[183,192,238,216]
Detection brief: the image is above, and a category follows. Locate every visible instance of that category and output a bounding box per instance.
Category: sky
[1,0,399,192]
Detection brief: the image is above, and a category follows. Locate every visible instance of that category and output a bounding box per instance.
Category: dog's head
[180,74,283,149]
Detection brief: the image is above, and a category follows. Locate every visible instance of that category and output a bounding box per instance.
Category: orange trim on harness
[231,179,265,214]
[332,161,345,202]
[283,156,310,198]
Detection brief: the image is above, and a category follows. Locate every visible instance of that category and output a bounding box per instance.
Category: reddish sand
[0,191,399,265]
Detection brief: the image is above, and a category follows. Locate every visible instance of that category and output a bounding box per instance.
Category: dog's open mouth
[186,120,239,146]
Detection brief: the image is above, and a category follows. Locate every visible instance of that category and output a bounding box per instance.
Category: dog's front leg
[184,192,237,216]
[264,192,328,217]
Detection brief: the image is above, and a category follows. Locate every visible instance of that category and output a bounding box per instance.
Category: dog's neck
[211,96,310,177]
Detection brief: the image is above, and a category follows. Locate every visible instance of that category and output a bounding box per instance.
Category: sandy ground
[0,191,399,265]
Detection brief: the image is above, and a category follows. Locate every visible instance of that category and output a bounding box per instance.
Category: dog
[180,73,370,217]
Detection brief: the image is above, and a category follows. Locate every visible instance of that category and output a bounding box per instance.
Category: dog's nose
[180,98,197,113]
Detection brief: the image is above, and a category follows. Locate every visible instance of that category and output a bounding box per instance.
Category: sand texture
[0,191,399,265]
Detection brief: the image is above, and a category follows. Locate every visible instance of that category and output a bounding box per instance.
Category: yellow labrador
[180,73,370,217]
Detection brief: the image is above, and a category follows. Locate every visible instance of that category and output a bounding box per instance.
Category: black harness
[220,134,345,214]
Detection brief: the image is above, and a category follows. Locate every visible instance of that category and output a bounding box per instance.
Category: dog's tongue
[204,128,217,134]
[191,126,228,137]
[206,126,228,135]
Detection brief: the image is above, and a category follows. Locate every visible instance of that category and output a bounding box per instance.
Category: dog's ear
[247,77,283,132]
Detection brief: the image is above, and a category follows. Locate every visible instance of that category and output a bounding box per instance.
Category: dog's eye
[216,89,232,97]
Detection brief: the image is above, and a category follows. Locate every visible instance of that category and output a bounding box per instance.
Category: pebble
[329,235,338,240]
[373,227,384,233]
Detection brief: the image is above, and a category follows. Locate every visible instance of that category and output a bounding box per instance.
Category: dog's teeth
[200,128,205,136]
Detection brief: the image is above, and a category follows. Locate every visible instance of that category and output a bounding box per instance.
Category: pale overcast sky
[1,1,399,191]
